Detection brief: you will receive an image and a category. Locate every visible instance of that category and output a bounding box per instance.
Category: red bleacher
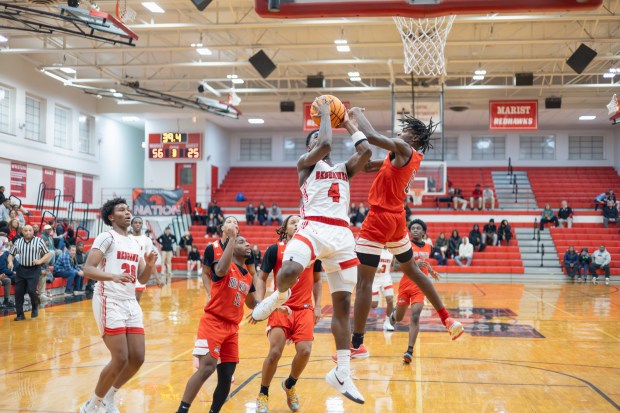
[550,225,619,276]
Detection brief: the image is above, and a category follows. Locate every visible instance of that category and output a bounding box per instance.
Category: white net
[393,15,456,77]
[116,0,137,23]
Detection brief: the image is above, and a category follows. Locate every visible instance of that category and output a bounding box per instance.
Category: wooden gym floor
[1,277,619,412]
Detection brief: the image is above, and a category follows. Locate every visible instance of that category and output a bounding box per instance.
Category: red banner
[489,100,538,130]
[10,162,27,198]
[82,175,93,204]
[303,100,351,132]
[64,172,76,198]
[42,168,56,200]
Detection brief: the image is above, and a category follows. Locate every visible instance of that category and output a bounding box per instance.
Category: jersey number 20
[328,183,340,203]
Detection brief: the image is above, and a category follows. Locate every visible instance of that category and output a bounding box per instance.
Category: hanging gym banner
[10,162,27,198]
[489,100,538,130]
[132,188,185,216]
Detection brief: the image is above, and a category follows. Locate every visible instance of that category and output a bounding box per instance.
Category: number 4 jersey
[300,160,351,222]
[92,230,143,300]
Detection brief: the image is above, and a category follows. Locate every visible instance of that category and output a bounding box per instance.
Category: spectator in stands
[205,213,218,237]
[41,224,61,265]
[470,184,483,211]
[454,237,473,267]
[7,219,21,242]
[0,199,11,222]
[498,220,513,246]
[594,191,612,211]
[423,233,433,247]
[603,200,618,228]
[349,202,359,226]
[448,230,461,258]
[590,245,611,285]
[193,202,207,225]
[246,202,256,225]
[404,200,413,223]
[187,245,202,276]
[434,232,448,265]
[53,245,84,296]
[32,224,40,238]
[252,244,262,269]
[268,203,283,225]
[577,247,592,281]
[65,223,76,247]
[179,231,193,255]
[75,242,94,293]
[483,185,495,210]
[0,238,15,309]
[482,219,498,246]
[469,224,485,252]
[208,200,224,225]
[9,208,25,227]
[539,204,559,231]
[451,187,468,210]
[563,246,579,280]
[257,202,268,226]
[558,200,573,228]
[0,186,5,205]
[157,227,177,281]
[56,218,69,238]
[355,202,368,228]
[428,177,436,193]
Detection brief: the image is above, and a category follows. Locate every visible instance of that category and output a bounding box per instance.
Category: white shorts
[92,294,144,337]
[284,219,359,293]
[372,274,394,301]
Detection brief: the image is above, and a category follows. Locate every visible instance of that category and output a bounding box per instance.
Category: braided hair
[276,215,300,242]
[400,116,440,154]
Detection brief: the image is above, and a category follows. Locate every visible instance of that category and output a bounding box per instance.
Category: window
[0,85,15,134]
[25,96,44,142]
[283,137,307,161]
[472,136,506,160]
[54,105,71,149]
[519,135,555,160]
[240,138,271,161]
[79,114,93,153]
[330,137,355,163]
[569,136,604,160]
[424,136,458,161]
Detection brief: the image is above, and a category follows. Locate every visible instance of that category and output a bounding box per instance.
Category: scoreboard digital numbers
[148,132,202,160]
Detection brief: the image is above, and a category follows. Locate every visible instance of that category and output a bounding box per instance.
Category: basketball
[310,95,346,128]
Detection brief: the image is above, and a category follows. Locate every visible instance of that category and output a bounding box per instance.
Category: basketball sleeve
[92,232,114,255]
[260,244,278,274]
[203,244,214,266]
[313,259,323,272]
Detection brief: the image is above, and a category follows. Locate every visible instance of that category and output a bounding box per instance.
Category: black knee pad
[395,249,413,263]
[357,252,381,267]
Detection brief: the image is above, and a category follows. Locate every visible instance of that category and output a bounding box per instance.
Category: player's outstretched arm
[363,159,384,173]
[214,228,237,277]
[254,270,269,301]
[343,118,372,178]
[297,98,332,170]
[349,107,411,156]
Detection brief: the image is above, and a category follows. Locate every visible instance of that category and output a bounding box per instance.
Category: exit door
[175,163,196,205]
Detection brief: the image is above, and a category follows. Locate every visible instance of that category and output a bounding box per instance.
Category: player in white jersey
[80,198,158,413]
[130,216,161,302]
[251,98,372,405]
[371,248,395,331]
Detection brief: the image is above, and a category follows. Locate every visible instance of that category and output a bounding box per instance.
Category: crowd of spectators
[565,245,611,285]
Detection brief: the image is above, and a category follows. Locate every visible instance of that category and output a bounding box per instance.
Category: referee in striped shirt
[7,225,51,321]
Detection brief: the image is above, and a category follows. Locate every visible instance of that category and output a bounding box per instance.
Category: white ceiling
[1,0,619,131]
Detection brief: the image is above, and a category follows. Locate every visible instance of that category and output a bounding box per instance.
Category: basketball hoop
[412,188,425,206]
[116,0,137,23]
[393,15,456,77]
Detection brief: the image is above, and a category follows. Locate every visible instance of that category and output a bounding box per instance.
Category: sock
[89,395,104,407]
[104,386,118,401]
[177,401,191,413]
[437,307,450,326]
[407,346,413,354]
[260,385,269,396]
[284,376,298,389]
[351,332,364,349]
[336,350,351,376]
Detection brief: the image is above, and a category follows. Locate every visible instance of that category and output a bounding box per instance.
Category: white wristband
[350,131,367,145]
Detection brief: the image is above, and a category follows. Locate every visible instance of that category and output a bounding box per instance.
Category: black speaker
[307,75,325,88]
[280,101,295,112]
[545,97,562,109]
[566,43,597,74]
[249,50,277,79]
[515,72,533,86]
[191,0,213,11]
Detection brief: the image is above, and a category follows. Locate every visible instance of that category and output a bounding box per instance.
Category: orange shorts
[194,311,239,363]
[359,208,408,245]
[267,307,315,343]
[397,285,425,307]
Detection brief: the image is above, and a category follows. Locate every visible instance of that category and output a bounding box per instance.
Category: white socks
[89,395,104,407]
[104,387,118,403]
[336,350,351,376]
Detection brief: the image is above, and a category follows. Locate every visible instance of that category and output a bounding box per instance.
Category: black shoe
[4,300,15,308]
[14,314,26,321]
[31,308,39,318]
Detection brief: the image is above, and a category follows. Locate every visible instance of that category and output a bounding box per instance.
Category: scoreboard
[148,132,202,159]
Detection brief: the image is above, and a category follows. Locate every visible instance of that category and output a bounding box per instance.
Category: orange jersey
[399,240,432,290]
[368,150,424,212]
[262,241,321,310]
[204,263,254,324]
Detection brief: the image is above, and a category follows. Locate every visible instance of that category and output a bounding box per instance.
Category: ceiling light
[40,69,67,83]
[609,68,619,73]
[142,2,165,13]
[191,43,203,47]
[248,118,264,124]
[350,76,362,82]
[348,71,360,77]
[579,115,596,120]
[196,48,212,56]
[336,45,351,52]
[226,74,238,79]
[334,39,348,45]
[0,35,8,43]
[474,69,487,75]
[113,92,123,98]
[473,75,485,80]
[60,67,76,74]
[603,73,615,79]
[122,116,140,122]
[232,78,244,84]
[79,115,87,123]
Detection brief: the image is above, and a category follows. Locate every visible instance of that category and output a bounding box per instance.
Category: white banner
[394,100,442,133]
